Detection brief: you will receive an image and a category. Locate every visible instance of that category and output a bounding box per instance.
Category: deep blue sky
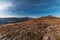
[0,0,60,17]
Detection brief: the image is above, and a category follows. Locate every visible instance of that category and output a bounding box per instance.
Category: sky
[0,0,60,17]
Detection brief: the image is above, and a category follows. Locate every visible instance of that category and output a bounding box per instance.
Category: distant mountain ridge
[40,15,58,19]
[0,15,58,24]
[0,17,31,24]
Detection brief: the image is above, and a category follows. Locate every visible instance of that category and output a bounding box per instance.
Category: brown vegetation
[0,16,60,40]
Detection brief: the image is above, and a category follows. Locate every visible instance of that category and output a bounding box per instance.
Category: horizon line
[0,15,60,18]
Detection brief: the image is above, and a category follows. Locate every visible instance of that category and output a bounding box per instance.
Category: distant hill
[0,16,60,40]
[0,17,31,24]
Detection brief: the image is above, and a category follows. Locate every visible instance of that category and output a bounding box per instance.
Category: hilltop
[0,16,60,40]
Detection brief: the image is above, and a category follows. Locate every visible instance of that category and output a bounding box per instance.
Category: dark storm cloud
[0,0,60,17]
[8,0,60,12]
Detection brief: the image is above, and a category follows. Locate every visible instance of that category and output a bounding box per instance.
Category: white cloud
[0,2,12,11]
[0,1,13,17]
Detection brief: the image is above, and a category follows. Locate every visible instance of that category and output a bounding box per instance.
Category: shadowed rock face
[0,16,60,40]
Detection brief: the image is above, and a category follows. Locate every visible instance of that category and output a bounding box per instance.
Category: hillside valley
[0,17,30,24]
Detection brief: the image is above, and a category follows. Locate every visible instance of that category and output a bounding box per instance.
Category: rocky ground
[0,16,60,40]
